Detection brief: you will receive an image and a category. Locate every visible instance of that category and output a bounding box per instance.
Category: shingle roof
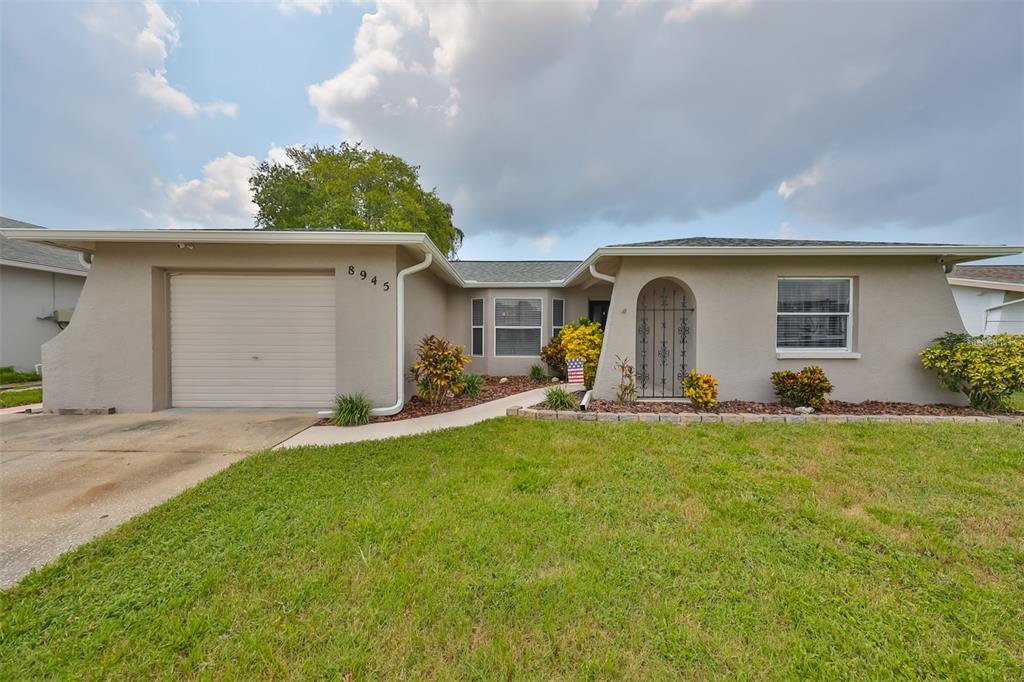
[0,217,89,273]
[610,236,959,248]
[951,265,1024,285]
[449,260,581,283]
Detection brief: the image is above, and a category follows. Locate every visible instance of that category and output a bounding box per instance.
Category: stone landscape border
[507,406,1024,424]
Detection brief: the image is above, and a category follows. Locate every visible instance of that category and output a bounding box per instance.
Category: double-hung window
[470,298,484,356]
[495,298,542,356]
[552,298,565,338]
[776,278,853,351]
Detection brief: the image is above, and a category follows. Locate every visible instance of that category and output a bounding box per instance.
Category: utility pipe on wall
[370,251,433,416]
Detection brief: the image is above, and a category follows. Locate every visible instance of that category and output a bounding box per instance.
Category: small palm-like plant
[332,392,371,426]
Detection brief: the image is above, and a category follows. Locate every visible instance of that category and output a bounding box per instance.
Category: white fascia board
[947,277,1024,293]
[562,245,1024,286]
[0,259,89,277]
[461,281,566,288]
[0,228,464,285]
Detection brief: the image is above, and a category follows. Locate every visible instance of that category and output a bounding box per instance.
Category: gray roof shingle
[951,265,1024,285]
[610,236,960,248]
[0,217,89,273]
[449,260,581,283]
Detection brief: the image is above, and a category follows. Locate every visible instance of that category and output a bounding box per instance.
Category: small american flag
[567,358,585,384]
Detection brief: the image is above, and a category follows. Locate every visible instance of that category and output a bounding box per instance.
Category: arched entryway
[636,278,695,398]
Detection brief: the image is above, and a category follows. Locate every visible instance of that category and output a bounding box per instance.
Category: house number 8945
[347,265,390,291]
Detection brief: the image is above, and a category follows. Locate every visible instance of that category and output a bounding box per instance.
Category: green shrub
[541,317,603,389]
[410,335,471,406]
[920,333,1024,411]
[1,366,41,384]
[771,366,834,410]
[682,369,718,411]
[614,355,637,404]
[332,392,371,426]
[544,386,577,411]
[461,372,485,398]
[528,364,548,383]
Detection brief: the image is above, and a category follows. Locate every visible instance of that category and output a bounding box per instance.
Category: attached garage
[169,272,336,408]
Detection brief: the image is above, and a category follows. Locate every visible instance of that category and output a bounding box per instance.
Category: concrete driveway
[0,410,316,588]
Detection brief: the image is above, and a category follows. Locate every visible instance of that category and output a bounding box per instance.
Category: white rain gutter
[589,262,616,284]
[370,251,433,416]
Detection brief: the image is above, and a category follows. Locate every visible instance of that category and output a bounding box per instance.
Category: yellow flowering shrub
[682,369,718,411]
[920,333,1024,411]
[410,335,471,406]
[541,317,603,389]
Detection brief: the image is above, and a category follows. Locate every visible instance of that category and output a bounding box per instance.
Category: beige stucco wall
[402,250,453,402]
[42,242,402,413]
[0,265,85,370]
[592,255,966,404]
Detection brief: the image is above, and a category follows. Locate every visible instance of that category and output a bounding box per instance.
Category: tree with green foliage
[249,144,463,257]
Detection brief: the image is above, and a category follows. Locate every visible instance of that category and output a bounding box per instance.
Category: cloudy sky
[1,0,1021,260]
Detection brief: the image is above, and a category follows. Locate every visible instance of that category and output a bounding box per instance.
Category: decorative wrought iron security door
[636,279,694,398]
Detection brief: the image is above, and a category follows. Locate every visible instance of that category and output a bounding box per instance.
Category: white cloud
[165,152,258,228]
[164,146,297,227]
[277,0,335,16]
[534,235,558,255]
[306,1,1022,243]
[122,2,238,118]
[777,167,822,200]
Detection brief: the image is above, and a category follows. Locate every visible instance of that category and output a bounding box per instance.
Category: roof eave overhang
[562,245,1024,287]
[947,277,1024,293]
[0,228,465,285]
[0,258,89,277]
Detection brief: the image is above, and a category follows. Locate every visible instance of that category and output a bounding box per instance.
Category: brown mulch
[538,393,1022,417]
[318,376,549,425]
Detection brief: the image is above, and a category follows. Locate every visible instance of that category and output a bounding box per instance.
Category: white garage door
[170,273,336,408]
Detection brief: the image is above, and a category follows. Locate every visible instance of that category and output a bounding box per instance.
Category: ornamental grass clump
[682,369,718,411]
[920,333,1024,411]
[544,386,577,411]
[528,364,548,383]
[771,366,834,410]
[541,317,603,389]
[461,372,484,398]
[332,393,371,426]
[410,335,471,406]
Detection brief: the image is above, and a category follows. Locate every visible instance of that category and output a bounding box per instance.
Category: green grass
[1010,392,1024,411]
[0,387,41,408]
[0,366,41,384]
[2,421,1022,678]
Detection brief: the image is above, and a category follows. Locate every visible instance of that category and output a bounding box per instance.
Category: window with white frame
[552,298,565,338]
[495,298,542,356]
[470,298,484,356]
[776,278,853,350]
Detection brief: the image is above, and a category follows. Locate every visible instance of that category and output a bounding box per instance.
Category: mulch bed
[537,393,1022,417]
[317,376,549,425]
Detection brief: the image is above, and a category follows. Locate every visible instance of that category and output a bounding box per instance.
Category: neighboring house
[947,265,1024,335]
[1,228,1019,412]
[0,218,89,372]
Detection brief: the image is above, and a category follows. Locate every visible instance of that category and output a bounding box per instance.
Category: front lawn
[2,421,1022,678]
[0,387,41,408]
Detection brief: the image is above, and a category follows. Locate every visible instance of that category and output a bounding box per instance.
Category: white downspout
[589,262,616,284]
[370,251,433,416]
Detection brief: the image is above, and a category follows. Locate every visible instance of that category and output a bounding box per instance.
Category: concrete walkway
[275,384,582,449]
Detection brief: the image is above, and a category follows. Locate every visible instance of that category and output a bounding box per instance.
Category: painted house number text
[348,265,390,291]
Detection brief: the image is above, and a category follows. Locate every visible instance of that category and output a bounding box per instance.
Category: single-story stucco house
[0,218,89,372]
[947,265,1024,335]
[1,228,1020,413]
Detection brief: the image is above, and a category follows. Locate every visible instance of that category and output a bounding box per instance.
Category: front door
[588,300,610,328]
